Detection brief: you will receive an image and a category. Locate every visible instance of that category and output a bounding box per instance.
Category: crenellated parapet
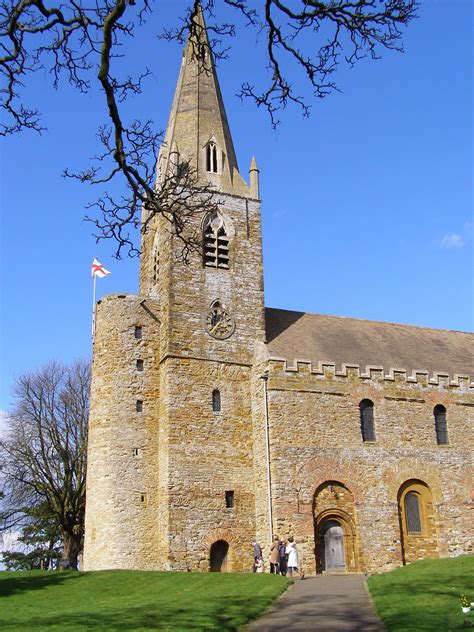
[267,356,473,392]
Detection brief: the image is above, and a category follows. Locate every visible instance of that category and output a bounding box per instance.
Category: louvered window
[212,389,221,413]
[206,142,218,173]
[434,405,448,445]
[405,492,422,533]
[359,399,375,441]
[203,213,229,269]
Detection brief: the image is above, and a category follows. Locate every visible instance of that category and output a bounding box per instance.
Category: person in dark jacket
[278,538,288,576]
[252,541,263,572]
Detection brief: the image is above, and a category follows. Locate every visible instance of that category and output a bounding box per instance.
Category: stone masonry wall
[83,294,161,570]
[159,357,256,572]
[254,357,473,575]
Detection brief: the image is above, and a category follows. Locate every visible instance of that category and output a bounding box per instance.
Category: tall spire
[158,3,251,197]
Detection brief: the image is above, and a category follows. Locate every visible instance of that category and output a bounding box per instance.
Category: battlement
[268,356,473,390]
[97,292,142,305]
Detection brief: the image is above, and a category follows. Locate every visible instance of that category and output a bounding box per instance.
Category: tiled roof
[265,307,473,377]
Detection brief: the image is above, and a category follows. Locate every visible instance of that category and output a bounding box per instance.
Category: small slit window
[405,492,422,533]
[434,405,448,445]
[206,142,218,173]
[212,389,221,413]
[136,359,144,371]
[203,212,229,269]
[360,399,375,442]
[225,491,234,509]
[136,400,143,412]
[134,326,142,339]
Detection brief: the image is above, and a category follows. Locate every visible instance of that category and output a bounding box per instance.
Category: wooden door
[323,521,345,571]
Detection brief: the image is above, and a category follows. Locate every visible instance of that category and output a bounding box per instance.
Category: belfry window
[206,142,218,173]
[203,212,229,269]
[434,405,448,445]
[359,399,375,442]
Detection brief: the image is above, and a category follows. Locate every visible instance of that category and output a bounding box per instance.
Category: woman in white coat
[285,537,304,579]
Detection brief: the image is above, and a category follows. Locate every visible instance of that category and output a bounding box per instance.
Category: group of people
[252,536,304,580]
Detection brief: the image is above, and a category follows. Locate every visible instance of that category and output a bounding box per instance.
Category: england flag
[91,258,111,278]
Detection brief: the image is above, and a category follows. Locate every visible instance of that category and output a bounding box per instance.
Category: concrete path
[245,575,386,632]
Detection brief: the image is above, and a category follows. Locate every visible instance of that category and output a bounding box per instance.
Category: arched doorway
[398,479,439,564]
[320,520,345,571]
[313,481,360,573]
[209,540,229,572]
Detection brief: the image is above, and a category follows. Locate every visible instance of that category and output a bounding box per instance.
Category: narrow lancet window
[206,142,218,173]
[203,212,229,269]
[359,399,375,441]
[225,491,234,508]
[434,405,448,445]
[212,389,221,413]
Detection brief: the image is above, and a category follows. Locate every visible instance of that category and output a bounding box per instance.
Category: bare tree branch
[1,0,418,255]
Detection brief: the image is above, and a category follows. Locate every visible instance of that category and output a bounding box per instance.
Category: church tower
[84,6,265,572]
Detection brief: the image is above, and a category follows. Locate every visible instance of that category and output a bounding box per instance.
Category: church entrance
[313,481,360,573]
[320,520,345,571]
[209,540,229,572]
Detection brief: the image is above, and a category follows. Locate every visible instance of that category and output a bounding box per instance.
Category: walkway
[245,575,386,632]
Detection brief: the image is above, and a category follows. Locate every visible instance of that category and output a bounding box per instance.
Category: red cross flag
[91,258,111,278]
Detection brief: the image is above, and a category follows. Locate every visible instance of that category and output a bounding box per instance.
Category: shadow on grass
[0,571,84,598]
[0,596,276,631]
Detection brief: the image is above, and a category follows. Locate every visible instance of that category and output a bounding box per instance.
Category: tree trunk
[61,533,82,570]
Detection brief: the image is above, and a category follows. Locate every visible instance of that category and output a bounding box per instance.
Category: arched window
[404,492,422,533]
[206,142,218,173]
[434,405,448,445]
[397,480,438,564]
[359,399,375,442]
[203,212,229,269]
[212,389,221,413]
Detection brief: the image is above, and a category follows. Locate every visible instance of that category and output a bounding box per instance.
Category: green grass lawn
[0,570,290,631]
[368,555,474,632]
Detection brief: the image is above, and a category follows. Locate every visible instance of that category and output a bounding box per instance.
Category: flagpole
[92,272,97,341]
[91,258,111,341]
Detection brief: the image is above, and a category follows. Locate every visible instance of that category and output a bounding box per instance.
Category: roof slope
[265,308,473,377]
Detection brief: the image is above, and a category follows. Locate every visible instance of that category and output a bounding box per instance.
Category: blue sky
[0,0,472,412]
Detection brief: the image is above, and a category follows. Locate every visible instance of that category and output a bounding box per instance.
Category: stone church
[83,10,473,575]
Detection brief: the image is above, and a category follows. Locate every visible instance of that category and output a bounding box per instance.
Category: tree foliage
[2,502,62,570]
[0,1,418,257]
[0,360,90,570]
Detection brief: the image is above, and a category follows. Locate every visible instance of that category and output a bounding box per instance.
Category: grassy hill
[0,570,289,631]
[368,555,474,631]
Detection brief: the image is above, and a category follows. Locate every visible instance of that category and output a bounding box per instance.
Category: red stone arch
[313,481,361,573]
[201,527,239,549]
[349,385,385,406]
[294,455,367,504]
[382,458,444,504]
[201,528,240,573]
